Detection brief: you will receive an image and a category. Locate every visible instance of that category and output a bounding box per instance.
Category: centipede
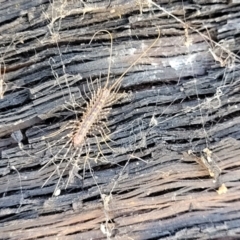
[39,28,160,195]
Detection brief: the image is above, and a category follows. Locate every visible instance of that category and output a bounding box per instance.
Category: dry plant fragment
[185,148,221,180]
[38,28,161,195]
[209,39,236,68]
[201,147,221,180]
[43,0,109,39]
[101,193,112,211]
[100,222,115,239]
[217,183,228,195]
[100,193,115,239]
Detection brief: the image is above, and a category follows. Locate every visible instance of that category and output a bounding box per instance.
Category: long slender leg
[19,121,73,158]
[83,83,92,102]
[99,121,111,135]
[52,143,77,194]
[64,104,84,114]
[82,142,92,184]
[39,138,72,171]
[93,121,116,144]
[87,77,96,101]
[90,76,98,96]
[41,141,73,188]
[97,72,102,89]
[104,92,124,107]
[41,121,74,140]
[98,128,116,153]
[94,134,110,163]
[67,88,88,109]
[87,157,102,195]
[41,163,58,188]
[97,108,111,121]
[65,145,83,188]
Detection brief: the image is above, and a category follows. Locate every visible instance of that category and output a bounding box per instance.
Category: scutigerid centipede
[38,28,160,195]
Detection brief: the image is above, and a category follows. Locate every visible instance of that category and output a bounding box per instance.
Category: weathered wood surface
[1,0,240,239]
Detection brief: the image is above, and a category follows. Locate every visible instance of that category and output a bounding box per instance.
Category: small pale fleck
[187,149,193,155]
[54,188,61,196]
[203,148,212,156]
[100,223,113,238]
[100,223,107,235]
[149,115,158,126]
[217,184,228,195]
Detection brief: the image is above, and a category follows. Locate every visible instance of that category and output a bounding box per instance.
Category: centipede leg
[101,122,111,135]
[67,167,82,189]
[94,121,116,144]
[105,92,125,107]
[41,140,73,189]
[83,82,95,103]
[98,128,116,153]
[87,76,97,99]
[39,138,72,172]
[52,143,77,194]
[41,164,58,188]
[65,144,84,189]
[93,134,109,163]
[82,142,92,187]
[64,103,84,114]
[41,121,74,141]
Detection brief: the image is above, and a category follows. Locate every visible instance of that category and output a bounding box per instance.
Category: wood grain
[0,0,240,239]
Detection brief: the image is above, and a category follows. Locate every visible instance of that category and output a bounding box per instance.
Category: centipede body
[73,88,112,148]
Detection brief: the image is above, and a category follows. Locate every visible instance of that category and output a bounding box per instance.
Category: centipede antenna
[89,30,113,88]
[110,27,161,92]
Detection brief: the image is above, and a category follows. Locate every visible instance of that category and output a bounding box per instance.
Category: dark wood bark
[0,0,240,239]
